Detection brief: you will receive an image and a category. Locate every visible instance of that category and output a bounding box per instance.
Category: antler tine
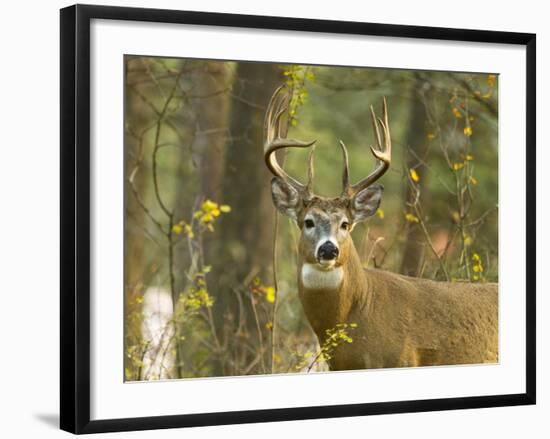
[263,85,316,195]
[339,140,351,197]
[349,97,391,195]
[383,97,391,153]
[370,104,382,150]
[264,85,286,143]
[306,144,316,193]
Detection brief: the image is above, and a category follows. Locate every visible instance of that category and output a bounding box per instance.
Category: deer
[264,86,498,371]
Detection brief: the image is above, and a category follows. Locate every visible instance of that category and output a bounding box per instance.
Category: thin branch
[249,292,267,374]
[127,168,167,236]
[450,73,498,118]
[405,171,450,281]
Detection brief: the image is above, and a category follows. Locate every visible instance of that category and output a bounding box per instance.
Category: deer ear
[270,177,302,221]
[350,184,384,223]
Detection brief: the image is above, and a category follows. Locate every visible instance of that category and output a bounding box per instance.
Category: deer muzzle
[317,240,339,262]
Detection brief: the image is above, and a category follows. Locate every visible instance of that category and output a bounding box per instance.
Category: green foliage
[178,268,214,313]
[293,323,358,372]
[281,65,315,126]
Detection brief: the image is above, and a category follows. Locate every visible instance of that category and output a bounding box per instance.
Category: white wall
[0,0,546,437]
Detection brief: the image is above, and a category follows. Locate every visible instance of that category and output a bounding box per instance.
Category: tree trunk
[209,62,284,375]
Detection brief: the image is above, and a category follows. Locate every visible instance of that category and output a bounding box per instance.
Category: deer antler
[341,97,391,197]
[264,85,316,197]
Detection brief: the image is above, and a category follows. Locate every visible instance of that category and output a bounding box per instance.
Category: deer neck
[298,243,369,336]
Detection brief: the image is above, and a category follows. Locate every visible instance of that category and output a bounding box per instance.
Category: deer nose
[317,241,339,261]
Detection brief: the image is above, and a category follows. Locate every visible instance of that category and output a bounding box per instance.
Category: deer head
[264,85,391,271]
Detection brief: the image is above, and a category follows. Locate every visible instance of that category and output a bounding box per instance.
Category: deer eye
[341,221,350,231]
[304,219,315,229]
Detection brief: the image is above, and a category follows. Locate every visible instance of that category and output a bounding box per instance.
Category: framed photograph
[60,4,536,434]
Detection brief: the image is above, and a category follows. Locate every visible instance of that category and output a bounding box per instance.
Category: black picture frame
[60,4,536,434]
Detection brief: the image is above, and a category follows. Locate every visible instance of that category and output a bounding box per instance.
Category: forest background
[123,57,498,381]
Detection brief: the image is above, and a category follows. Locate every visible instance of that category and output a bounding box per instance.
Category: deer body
[264,86,498,370]
[298,245,498,369]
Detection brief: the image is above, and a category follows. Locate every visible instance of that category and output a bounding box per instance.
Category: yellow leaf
[427,133,436,140]
[409,168,420,183]
[220,204,231,213]
[202,199,218,211]
[184,224,194,239]
[376,208,384,219]
[452,162,465,171]
[464,126,473,137]
[465,154,474,161]
[172,224,183,234]
[265,286,276,303]
[405,213,420,223]
[469,176,478,185]
[452,107,462,118]
[265,322,273,330]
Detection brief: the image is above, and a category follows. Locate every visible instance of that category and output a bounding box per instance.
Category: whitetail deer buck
[264,86,498,370]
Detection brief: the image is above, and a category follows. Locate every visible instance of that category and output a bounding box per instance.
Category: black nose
[317,241,339,260]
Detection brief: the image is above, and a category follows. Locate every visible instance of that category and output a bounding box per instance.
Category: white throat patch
[301,263,344,291]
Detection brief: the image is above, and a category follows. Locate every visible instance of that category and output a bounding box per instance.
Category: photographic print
[123,57,499,381]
